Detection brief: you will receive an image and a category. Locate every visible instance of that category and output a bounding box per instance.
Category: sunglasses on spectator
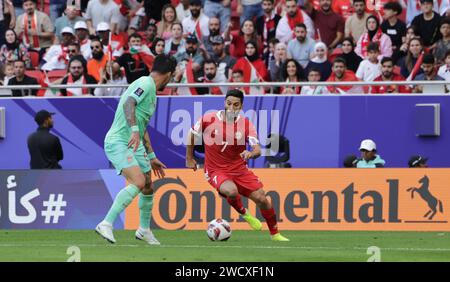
[68,49,77,53]
[91,45,102,50]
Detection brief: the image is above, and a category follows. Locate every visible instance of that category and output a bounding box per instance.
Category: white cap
[359,139,377,151]
[74,21,88,30]
[96,22,110,32]
[61,27,75,35]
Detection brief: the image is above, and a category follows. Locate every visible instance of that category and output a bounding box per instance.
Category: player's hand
[240,150,253,161]
[151,158,166,178]
[128,131,140,152]
[186,158,198,171]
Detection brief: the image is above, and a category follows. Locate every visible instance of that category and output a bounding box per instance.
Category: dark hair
[295,23,307,30]
[422,53,435,65]
[262,0,274,3]
[150,37,165,55]
[203,58,217,66]
[441,17,450,27]
[151,54,177,74]
[380,57,394,65]
[90,37,103,48]
[445,49,450,59]
[281,59,305,81]
[366,15,380,31]
[68,41,80,50]
[333,57,347,67]
[383,1,403,15]
[226,89,244,103]
[4,28,20,50]
[68,55,87,72]
[13,60,25,66]
[233,69,244,76]
[406,37,423,72]
[353,0,365,4]
[128,32,142,42]
[268,37,280,46]
[341,37,355,49]
[307,67,321,77]
[172,22,183,30]
[367,42,380,52]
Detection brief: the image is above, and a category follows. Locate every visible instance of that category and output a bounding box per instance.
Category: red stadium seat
[28,51,40,69]
[46,69,67,82]
[25,70,46,96]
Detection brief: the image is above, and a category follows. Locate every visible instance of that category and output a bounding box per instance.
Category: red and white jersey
[191,111,259,174]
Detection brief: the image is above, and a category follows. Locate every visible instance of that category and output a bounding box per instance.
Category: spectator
[2,62,14,84]
[237,0,264,24]
[437,50,450,91]
[372,57,410,94]
[61,55,97,96]
[48,0,67,23]
[434,17,450,64]
[165,22,186,56]
[355,15,392,60]
[287,23,316,69]
[279,59,305,94]
[121,0,145,34]
[343,154,359,168]
[176,0,191,23]
[117,33,151,83]
[74,21,91,60]
[327,57,363,94]
[332,0,354,20]
[398,25,420,59]
[201,17,221,58]
[87,38,108,82]
[15,0,54,55]
[27,110,63,169]
[381,1,406,63]
[256,0,281,51]
[85,0,121,35]
[232,40,269,94]
[7,60,38,96]
[0,62,12,96]
[174,34,205,74]
[96,22,124,59]
[275,0,315,44]
[67,42,81,60]
[357,139,386,168]
[211,35,236,79]
[41,26,75,71]
[230,69,248,94]
[94,61,127,96]
[305,0,344,50]
[356,42,381,84]
[397,37,424,79]
[408,155,429,168]
[268,42,288,81]
[198,59,228,95]
[182,0,209,41]
[411,0,442,49]
[344,0,370,42]
[0,0,16,47]
[157,4,177,41]
[300,67,330,95]
[204,0,231,33]
[264,37,279,70]
[144,20,158,46]
[0,29,31,68]
[54,5,84,42]
[150,37,166,57]
[413,53,446,94]
[337,37,362,73]
[305,41,332,81]
[225,19,263,58]
[143,0,170,22]
[404,0,446,25]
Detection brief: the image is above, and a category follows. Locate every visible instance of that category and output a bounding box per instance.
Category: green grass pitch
[0,230,449,262]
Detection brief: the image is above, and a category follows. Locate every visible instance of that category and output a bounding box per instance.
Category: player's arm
[143,129,166,178]
[240,144,261,161]
[124,96,140,152]
[186,130,198,171]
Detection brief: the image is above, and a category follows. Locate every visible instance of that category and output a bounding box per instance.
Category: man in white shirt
[182,0,210,40]
[276,0,315,43]
[176,0,192,23]
[356,42,381,83]
[42,27,76,71]
[85,0,121,35]
[74,21,92,61]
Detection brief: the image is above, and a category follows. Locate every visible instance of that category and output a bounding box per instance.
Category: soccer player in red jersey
[186,89,289,241]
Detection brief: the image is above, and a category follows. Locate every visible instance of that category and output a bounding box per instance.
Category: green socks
[138,193,154,229]
[104,184,140,225]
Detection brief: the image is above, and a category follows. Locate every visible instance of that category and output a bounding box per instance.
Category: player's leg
[135,171,160,245]
[248,189,289,241]
[97,165,145,243]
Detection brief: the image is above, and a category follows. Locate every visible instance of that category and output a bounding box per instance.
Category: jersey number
[221,141,228,152]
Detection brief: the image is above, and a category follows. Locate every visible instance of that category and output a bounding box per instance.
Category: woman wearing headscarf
[0,29,31,68]
[355,15,392,60]
[337,37,363,73]
[305,42,332,81]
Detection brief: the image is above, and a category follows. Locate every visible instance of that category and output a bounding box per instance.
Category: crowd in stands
[0,0,449,97]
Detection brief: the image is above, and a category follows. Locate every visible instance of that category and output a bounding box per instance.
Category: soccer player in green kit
[95,54,177,244]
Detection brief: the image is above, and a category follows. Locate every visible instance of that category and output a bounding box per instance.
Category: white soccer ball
[206,218,232,241]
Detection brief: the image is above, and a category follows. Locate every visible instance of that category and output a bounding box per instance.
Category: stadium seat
[28,51,40,69]
[264,134,292,168]
[46,69,67,82]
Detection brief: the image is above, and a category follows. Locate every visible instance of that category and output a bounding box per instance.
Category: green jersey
[105,76,157,144]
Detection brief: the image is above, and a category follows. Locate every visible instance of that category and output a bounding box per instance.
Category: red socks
[260,208,278,235]
[227,194,247,215]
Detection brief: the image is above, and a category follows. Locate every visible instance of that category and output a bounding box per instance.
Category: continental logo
[125,169,450,231]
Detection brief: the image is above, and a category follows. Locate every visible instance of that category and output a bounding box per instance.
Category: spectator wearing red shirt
[305,0,344,49]
[224,19,263,59]
[371,57,410,94]
[327,57,364,94]
[255,0,281,50]
[332,0,354,20]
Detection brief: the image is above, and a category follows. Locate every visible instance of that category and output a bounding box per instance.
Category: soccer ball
[206,218,232,241]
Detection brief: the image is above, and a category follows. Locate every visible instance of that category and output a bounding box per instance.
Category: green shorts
[104,141,151,175]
